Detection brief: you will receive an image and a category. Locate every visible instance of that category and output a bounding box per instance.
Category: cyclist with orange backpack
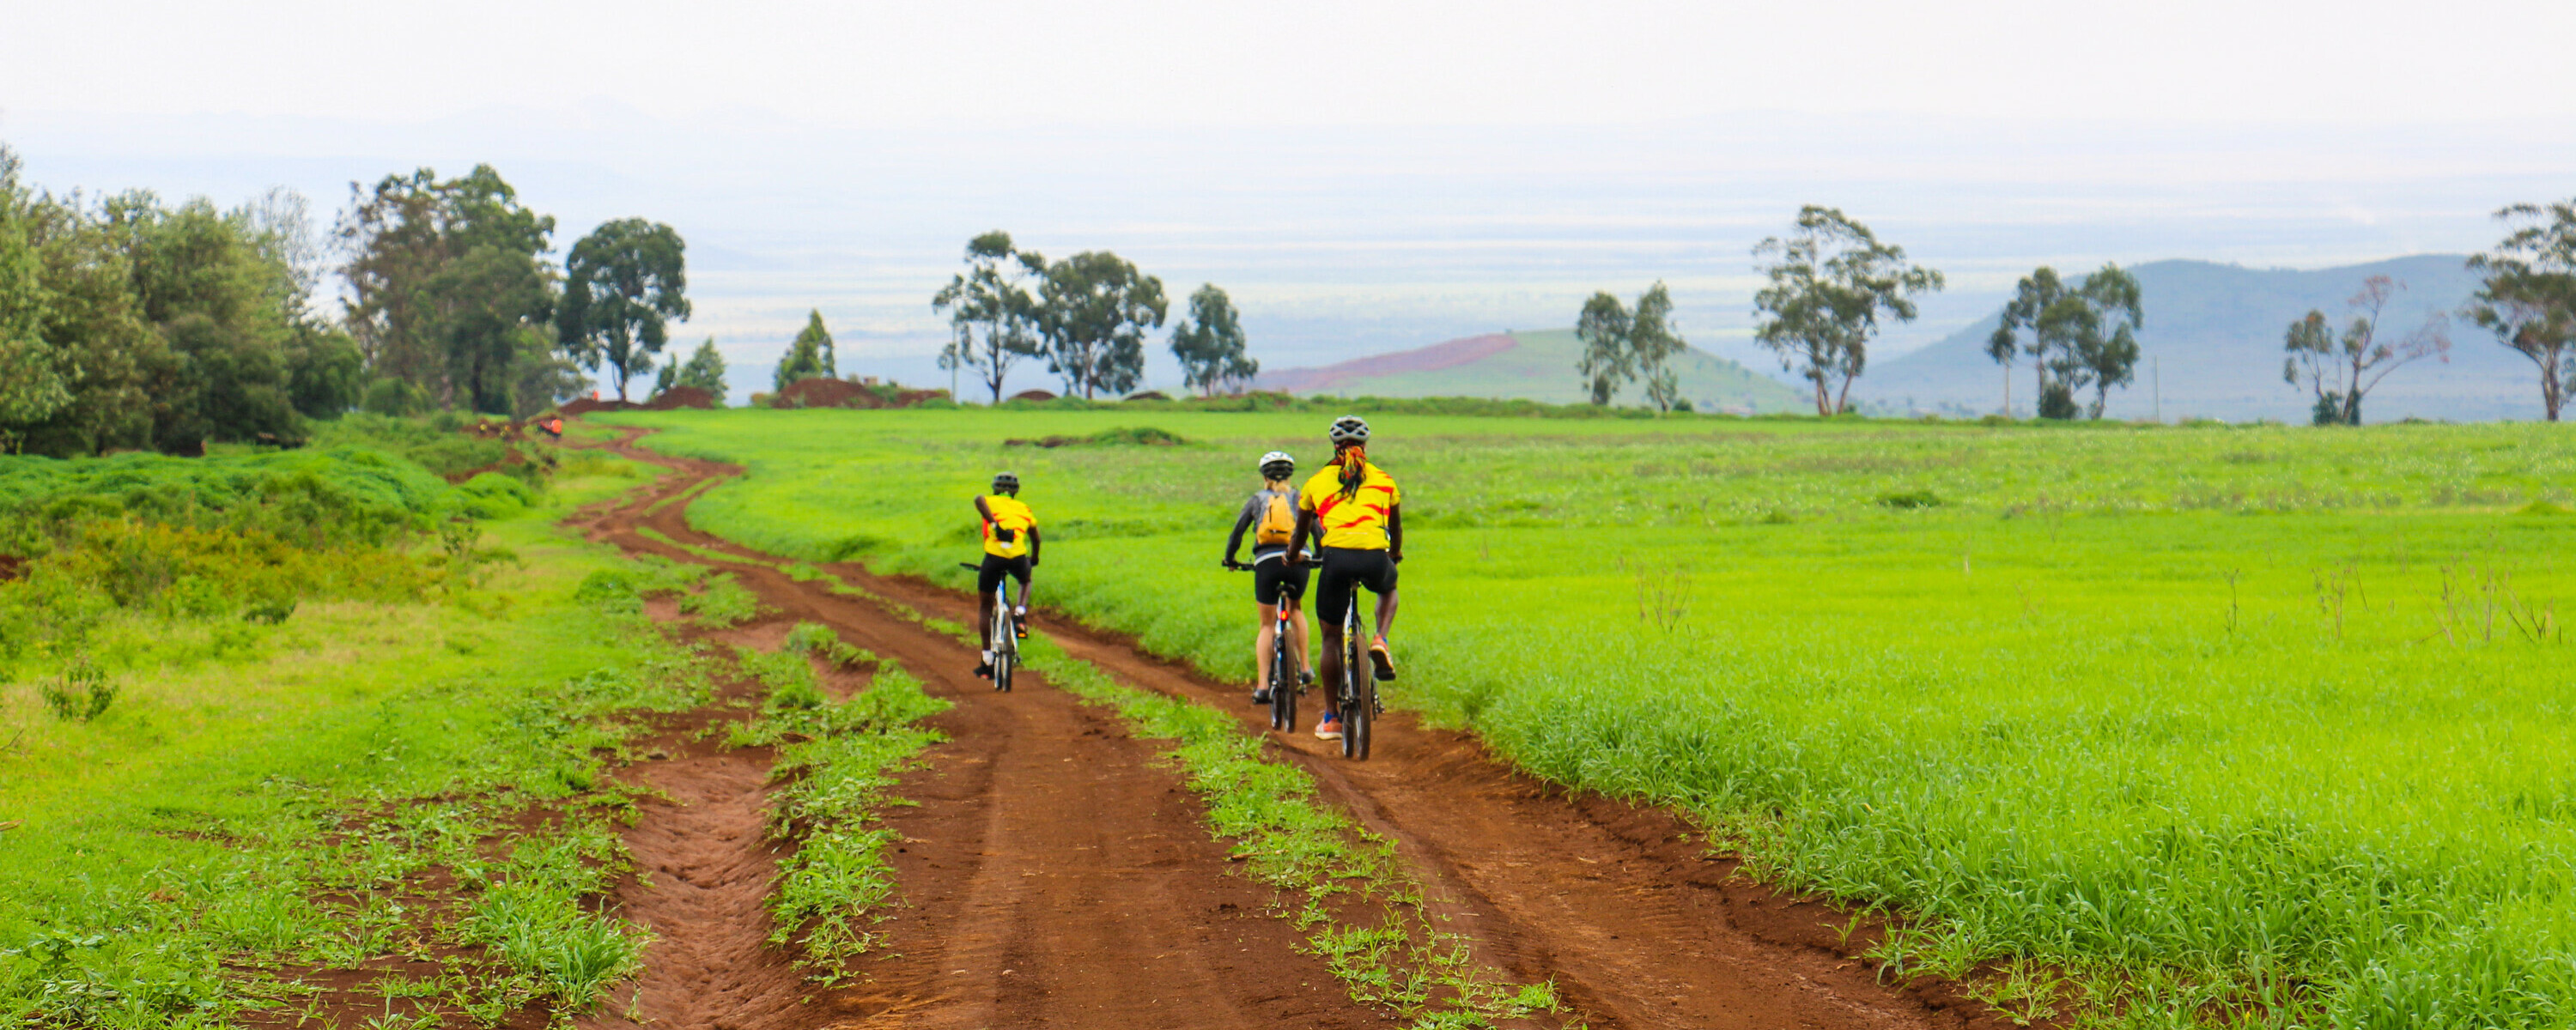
[1222,451,1314,706]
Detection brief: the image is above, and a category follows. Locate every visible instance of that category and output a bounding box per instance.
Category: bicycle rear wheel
[993,593,1015,693]
[1341,632,1369,760]
[1269,621,1295,730]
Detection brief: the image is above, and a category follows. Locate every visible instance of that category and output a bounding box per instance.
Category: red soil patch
[1257,332,1519,394]
[0,555,23,583]
[1007,389,1057,402]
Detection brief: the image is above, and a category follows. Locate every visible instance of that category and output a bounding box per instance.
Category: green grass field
[610,406,2576,1027]
[0,444,715,1027]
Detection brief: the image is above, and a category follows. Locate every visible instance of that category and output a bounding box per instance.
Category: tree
[12,185,159,455]
[2465,197,2576,421]
[774,310,836,390]
[1753,206,1943,415]
[1990,264,2142,420]
[2282,276,2451,426]
[0,150,69,451]
[1170,283,1256,396]
[283,323,365,419]
[1036,251,1166,398]
[675,336,727,397]
[558,218,690,402]
[933,231,1045,403]
[1631,282,1686,413]
[110,192,307,450]
[337,165,557,409]
[1575,291,1633,405]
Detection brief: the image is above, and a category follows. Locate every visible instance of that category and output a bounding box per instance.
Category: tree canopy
[675,337,727,399]
[933,231,1045,403]
[557,218,690,402]
[1752,207,1942,415]
[1990,264,2143,419]
[1036,251,1166,399]
[1574,282,1686,410]
[774,310,837,390]
[337,165,562,415]
[2465,197,2576,421]
[1169,283,1255,397]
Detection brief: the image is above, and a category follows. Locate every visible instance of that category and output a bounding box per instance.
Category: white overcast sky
[7,0,2574,397]
[10,0,2576,126]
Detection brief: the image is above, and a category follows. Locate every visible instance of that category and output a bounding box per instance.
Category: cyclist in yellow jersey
[1285,416,1400,741]
[973,472,1039,679]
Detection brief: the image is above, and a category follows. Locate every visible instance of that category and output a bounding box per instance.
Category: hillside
[1256,330,1810,413]
[1858,255,2539,422]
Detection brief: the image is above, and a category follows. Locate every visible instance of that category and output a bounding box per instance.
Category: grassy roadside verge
[728,624,949,986]
[0,455,719,1027]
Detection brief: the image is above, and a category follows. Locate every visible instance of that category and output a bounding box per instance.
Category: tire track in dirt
[576,427,2016,1030]
[566,430,1393,1029]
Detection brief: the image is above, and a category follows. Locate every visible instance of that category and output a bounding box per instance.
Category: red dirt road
[571,429,2013,1030]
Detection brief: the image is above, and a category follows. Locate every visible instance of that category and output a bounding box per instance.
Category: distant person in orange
[542,416,564,439]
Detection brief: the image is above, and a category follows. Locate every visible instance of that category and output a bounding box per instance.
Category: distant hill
[1256,330,1810,413]
[1859,255,2541,422]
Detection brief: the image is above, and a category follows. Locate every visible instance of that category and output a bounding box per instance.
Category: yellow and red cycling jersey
[981,494,1036,559]
[1297,461,1399,550]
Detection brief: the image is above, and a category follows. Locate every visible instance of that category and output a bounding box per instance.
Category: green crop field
[609,405,2576,1027]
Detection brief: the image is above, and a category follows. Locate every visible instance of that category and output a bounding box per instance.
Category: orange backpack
[1254,491,1297,546]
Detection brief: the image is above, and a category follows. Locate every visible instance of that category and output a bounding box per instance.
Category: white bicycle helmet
[1258,451,1296,477]
[1327,415,1370,445]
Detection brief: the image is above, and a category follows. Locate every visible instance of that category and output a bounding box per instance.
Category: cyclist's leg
[1362,552,1400,678]
[1312,552,1356,700]
[975,555,1008,648]
[1282,561,1314,679]
[1253,601,1280,689]
[1010,557,1033,615]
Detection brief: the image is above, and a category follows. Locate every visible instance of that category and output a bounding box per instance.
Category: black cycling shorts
[1312,547,1397,625]
[977,553,1032,596]
[1252,555,1309,608]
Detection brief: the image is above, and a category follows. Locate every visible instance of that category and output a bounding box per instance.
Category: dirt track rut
[571,428,2010,1030]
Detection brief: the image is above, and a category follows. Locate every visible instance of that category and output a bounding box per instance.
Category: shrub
[39,656,115,722]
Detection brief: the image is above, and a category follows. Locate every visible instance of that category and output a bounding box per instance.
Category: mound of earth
[559,397,638,415]
[774,378,947,409]
[1124,390,1172,401]
[1010,389,1058,402]
[642,386,718,410]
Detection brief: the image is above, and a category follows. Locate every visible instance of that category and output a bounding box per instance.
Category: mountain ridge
[1859,255,2538,422]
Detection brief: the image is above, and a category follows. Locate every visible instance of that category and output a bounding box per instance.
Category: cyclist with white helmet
[973,471,1038,679]
[1222,451,1315,706]
[1285,415,1400,741]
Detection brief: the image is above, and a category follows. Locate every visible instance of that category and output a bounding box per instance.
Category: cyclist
[1221,451,1314,706]
[973,472,1039,679]
[1285,415,1400,741]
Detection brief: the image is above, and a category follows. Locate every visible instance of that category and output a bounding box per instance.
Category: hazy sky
[15,0,2576,126]
[8,1,2574,398]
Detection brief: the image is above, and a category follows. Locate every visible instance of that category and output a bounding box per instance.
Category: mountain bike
[1228,560,1302,732]
[1335,591,1380,760]
[959,561,1018,692]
